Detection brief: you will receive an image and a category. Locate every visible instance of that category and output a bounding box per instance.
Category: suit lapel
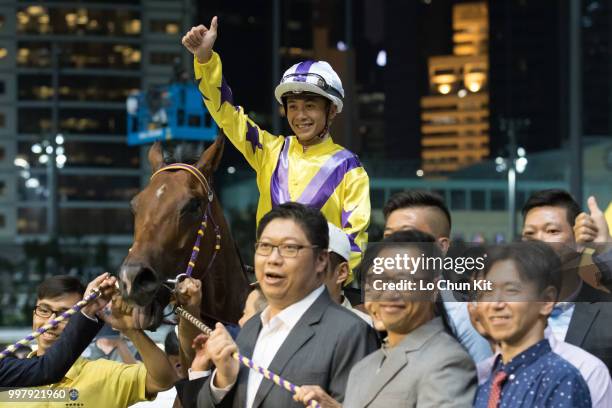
[362,318,445,407]
[235,316,263,408]
[251,290,330,408]
[362,350,408,406]
[565,302,599,346]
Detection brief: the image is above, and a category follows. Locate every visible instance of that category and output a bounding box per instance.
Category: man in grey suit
[197,202,378,408]
[294,230,477,407]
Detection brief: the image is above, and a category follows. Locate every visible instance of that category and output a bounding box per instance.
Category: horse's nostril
[133,267,159,295]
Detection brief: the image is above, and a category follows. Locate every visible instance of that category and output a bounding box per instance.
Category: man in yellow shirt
[0,275,179,407]
[181,17,370,279]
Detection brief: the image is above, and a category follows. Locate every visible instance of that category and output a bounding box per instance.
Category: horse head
[119,136,248,330]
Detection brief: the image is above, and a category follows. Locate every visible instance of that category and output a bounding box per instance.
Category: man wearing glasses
[196,202,378,408]
[0,273,115,387]
[0,274,179,407]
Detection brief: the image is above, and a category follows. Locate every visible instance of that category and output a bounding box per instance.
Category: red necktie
[487,370,508,408]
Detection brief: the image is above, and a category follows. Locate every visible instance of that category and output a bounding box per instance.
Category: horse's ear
[196,132,225,174]
[148,142,165,173]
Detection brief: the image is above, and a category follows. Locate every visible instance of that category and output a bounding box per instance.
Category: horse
[118,135,249,331]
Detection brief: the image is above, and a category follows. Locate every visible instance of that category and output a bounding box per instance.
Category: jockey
[182,17,370,281]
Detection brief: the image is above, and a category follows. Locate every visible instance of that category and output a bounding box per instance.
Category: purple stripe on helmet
[293,61,315,82]
[297,150,362,209]
[270,138,292,207]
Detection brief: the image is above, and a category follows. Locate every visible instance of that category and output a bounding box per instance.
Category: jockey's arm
[340,167,371,283]
[193,52,282,172]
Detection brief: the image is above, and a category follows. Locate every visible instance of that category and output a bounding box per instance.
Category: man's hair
[383,190,451,236]
[482,241,562,300]
[521,189,581,227]
[256,202,329,250]
[164,331,180,356]
[328,252,347,271]
[37,275,85,300]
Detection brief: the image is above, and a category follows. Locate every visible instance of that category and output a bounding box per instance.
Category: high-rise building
[420,2,490,175]
[487,0,563,156]
[582,0,612,137]
[0,1,193,246]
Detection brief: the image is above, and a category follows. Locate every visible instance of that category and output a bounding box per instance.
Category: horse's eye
[181,198,200,215]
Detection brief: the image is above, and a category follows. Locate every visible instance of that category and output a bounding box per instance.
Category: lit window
[125,19,141,34]
[0,48,7,60]
[150,20,180,34]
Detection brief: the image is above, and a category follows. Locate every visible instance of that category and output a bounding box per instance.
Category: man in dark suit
[197,203,378,408]
[0,273,116,387]
[522,189,612,373]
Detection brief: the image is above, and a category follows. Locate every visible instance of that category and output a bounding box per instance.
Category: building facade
[420,2,490,175]
[0,0,193,246]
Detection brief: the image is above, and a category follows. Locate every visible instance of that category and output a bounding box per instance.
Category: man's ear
[336,261,349,286]
[328,104,338,121]
[437,237,450,256]
[315,250,330,278]
[540,286,558,316]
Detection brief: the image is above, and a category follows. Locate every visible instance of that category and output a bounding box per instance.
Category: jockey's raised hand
[182,16,218,64]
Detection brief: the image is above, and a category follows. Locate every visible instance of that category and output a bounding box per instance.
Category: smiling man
[294,230,477,407]
[0,275,179,408]
[182,18,370,279]
[196,202,378,408]
[0,273,115,387]
[473,241,591,408]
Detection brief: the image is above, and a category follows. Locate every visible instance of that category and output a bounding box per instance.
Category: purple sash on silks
[270,137,362,210]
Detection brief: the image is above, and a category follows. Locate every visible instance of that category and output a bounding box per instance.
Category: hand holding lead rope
[174,306,321,408]
[0,273,117,359]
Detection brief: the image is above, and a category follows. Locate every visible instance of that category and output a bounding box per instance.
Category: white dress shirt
[210,285,325,407]
[477,327,612,408]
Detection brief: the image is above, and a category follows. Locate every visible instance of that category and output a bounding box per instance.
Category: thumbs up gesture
[574,196,612,244]
[182,16,218,64]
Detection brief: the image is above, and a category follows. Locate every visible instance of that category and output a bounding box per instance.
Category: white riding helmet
[274,60,344,113]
